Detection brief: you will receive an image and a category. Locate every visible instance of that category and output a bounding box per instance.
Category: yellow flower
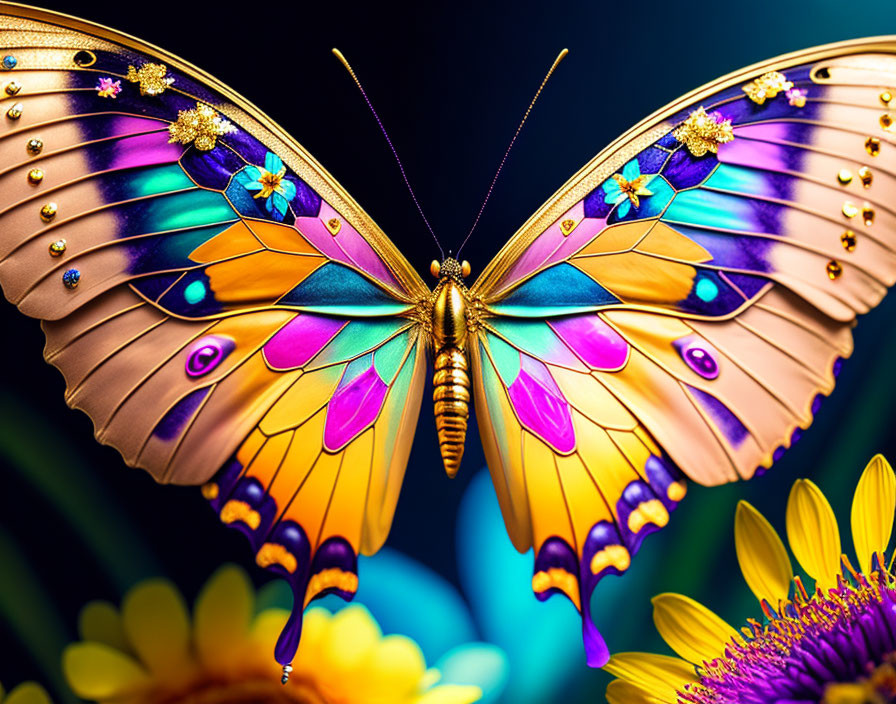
[63,564,482,704]
[0,681,52,704]
[604,454,896,704]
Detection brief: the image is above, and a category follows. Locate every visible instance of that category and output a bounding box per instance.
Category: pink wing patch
[549,314,629,371]
[263,314,347,371]
[295,202,405,295]
[491,314,634,451]
[109,130,184,169]
[507,354,575,453]
[495,201,606,296]
[324,363,389,451]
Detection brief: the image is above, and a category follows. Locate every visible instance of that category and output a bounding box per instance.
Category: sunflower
[0,682,52,704]
[63,564,483,704]
[604,454,896,704]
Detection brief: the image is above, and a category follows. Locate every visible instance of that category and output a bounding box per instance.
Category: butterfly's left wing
[469,38,896,665]
[0,4,431,667]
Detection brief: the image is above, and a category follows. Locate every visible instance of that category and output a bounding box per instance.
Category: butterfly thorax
[427,258,476,478]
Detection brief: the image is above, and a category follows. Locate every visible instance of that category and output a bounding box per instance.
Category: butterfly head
[430,257,471,281]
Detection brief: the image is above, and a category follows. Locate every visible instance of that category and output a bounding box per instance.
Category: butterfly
[2,4,896,675]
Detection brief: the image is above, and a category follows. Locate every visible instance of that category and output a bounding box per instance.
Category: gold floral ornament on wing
[126,62,174,96]
[168,102,237,151]
[673,106,734,157]
[742,70,793,104]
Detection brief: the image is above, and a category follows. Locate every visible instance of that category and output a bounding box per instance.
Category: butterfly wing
[469,38,896,665]
[0,4,430,665]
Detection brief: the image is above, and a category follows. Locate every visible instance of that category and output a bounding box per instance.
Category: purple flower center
[679,576,896,704]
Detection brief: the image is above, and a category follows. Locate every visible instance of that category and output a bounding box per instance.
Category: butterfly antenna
[456,48,568,257]
[333,48,444,259]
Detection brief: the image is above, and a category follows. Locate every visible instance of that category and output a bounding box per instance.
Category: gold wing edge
[0,1,430,300]
[471,35,896,296]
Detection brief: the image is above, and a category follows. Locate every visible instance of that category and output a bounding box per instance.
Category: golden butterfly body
[427,257,477,478]
[2,2,896,669]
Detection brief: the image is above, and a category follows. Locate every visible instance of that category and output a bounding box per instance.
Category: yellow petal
[322,605,381,667]
[121,578,193,679]
[786,479,842,588]
[354,634,427,703]
[78,600,130,653]
[249,607,290,651]
[316,606,382,698]
[603,653,696,700]
[606,679,671,704]
[851,454,896,573]
[421,668,441,690]
[4,683,53,704]
[244,607,290,677]
[651,593,738,665]
[63,642,151,700]
[289,607,331,678]
[194,564,253,670]
[413,684,483,704]
[735,501,793,605]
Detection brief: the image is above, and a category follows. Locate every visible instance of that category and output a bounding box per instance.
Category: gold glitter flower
[673,107,734,157]
[742,70,793,105]
[126,63,174,96]
[168,102,237,151]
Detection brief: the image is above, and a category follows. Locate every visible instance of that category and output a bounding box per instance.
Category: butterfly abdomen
[431,269,471,478]
[433,347,469,478]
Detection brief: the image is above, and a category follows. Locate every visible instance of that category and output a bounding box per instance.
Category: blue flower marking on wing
[602,158,656,218]
[234,151,297,221]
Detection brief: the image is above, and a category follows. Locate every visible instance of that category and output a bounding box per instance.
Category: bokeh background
[3,0,896,701]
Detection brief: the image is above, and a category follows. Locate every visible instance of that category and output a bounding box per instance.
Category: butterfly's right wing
[0,4,431,666]
[468,37,896,666]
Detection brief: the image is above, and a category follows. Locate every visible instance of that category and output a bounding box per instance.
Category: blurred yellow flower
[0,681,52,704]
[63,564,482,704]
[604,454,896,704]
